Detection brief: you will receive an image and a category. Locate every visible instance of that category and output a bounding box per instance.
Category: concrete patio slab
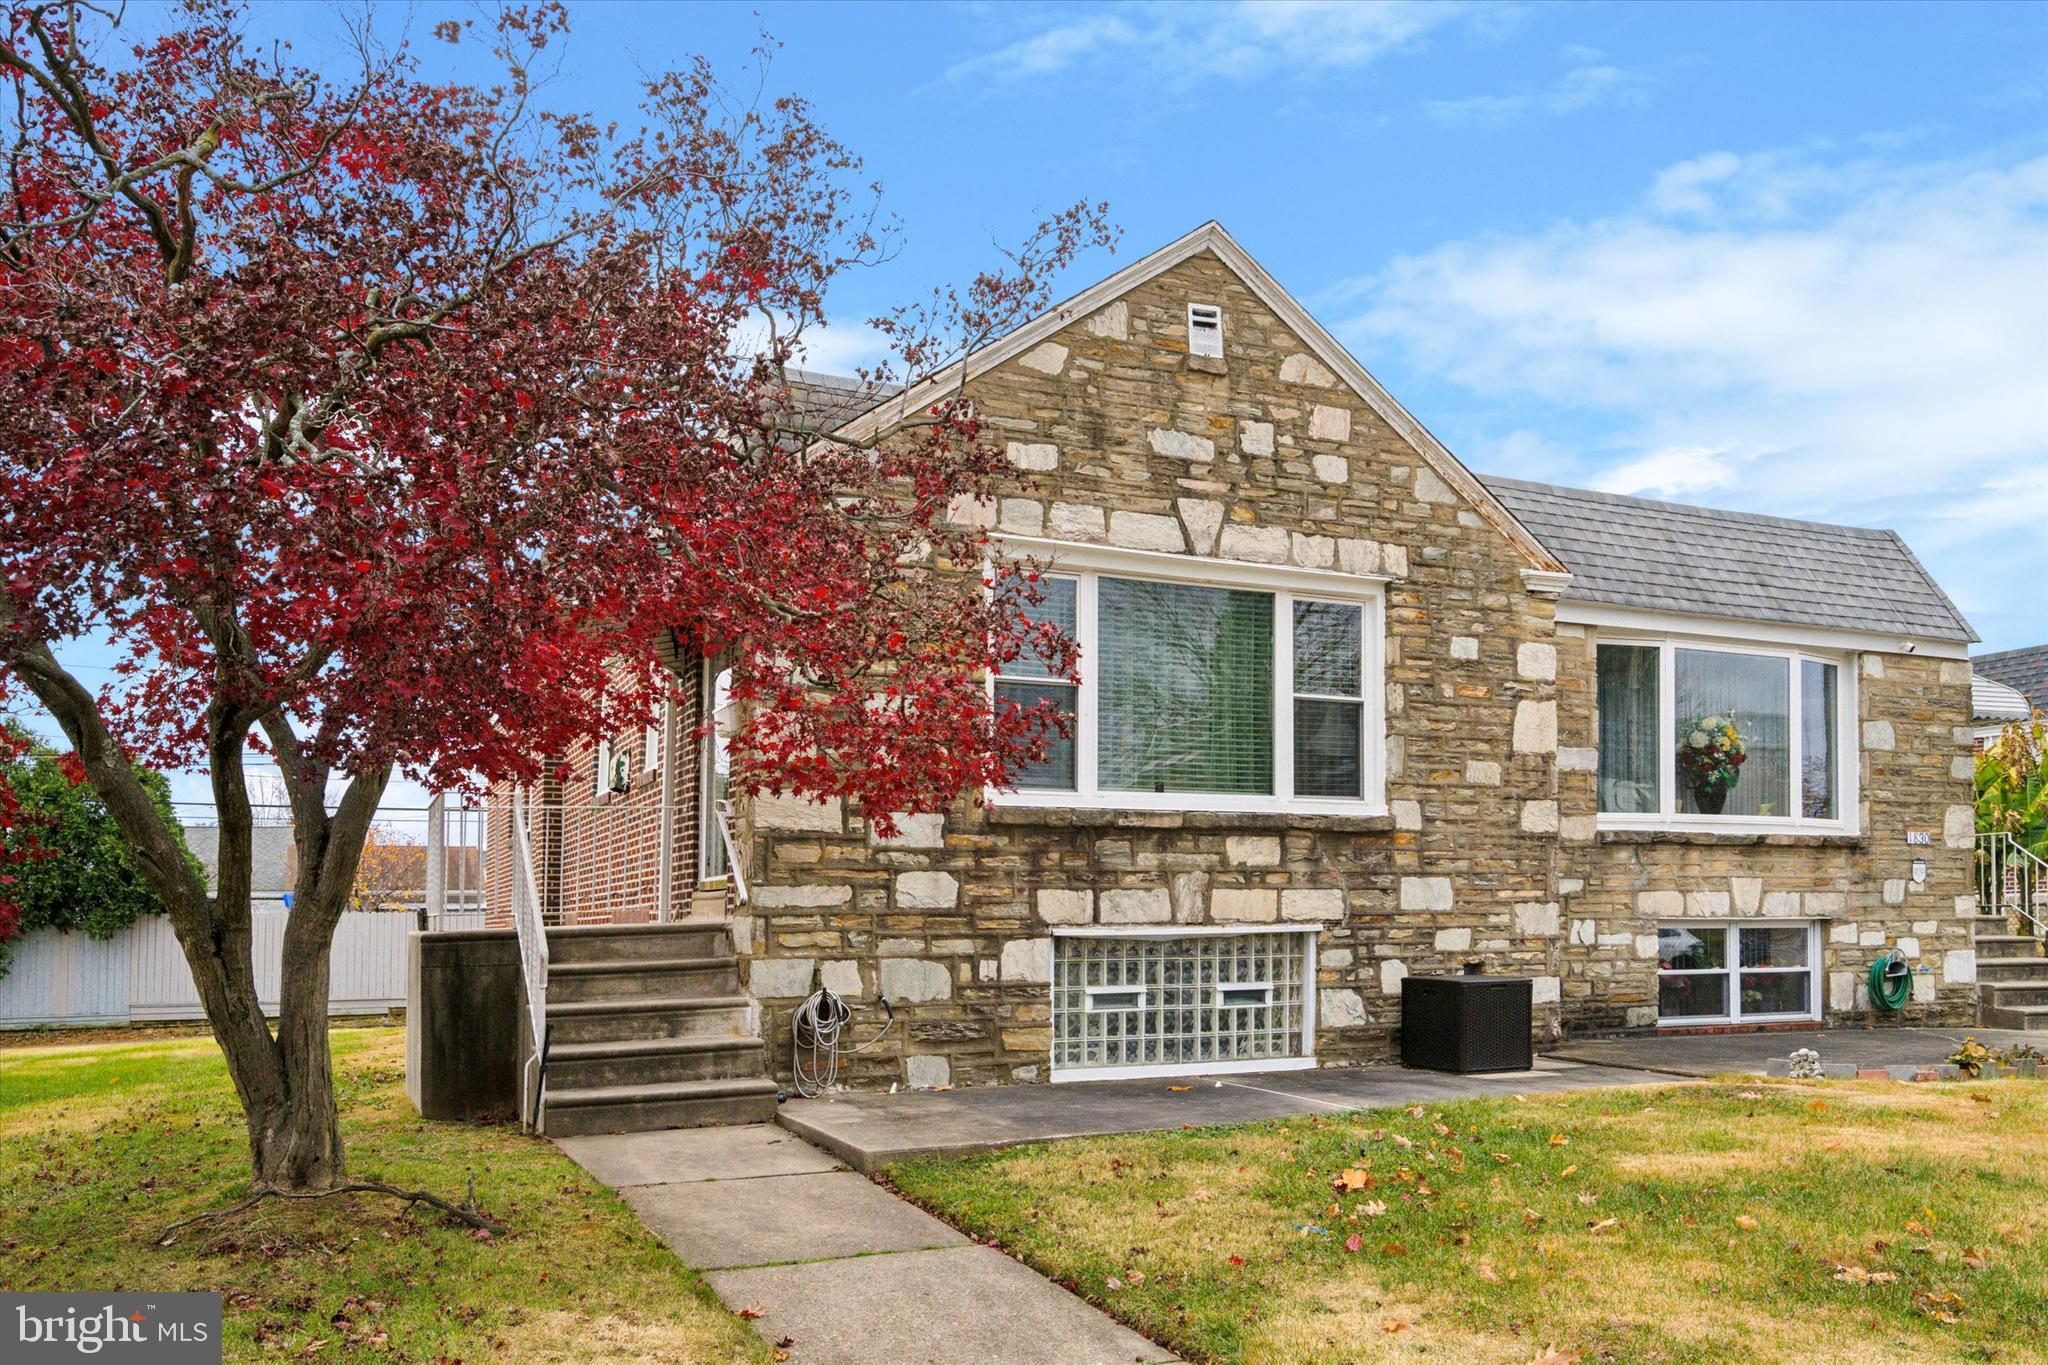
[622,1169,966,1270]
[1551,1025,2040,1078]
[557,1122,841,1187]
[706,1244,1178,1364]
[778,1055,1663,1172]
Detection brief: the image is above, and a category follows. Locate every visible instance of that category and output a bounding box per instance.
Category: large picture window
[992,549,1385,815]
[1657,922,1819,1024]
[1595,638,1851,831]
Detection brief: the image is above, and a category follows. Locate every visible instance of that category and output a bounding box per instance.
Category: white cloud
[946,0,1473,87]
[1424,52,1647,127]
[1341,144,2048,640]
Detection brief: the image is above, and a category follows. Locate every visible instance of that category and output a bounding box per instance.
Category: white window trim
[1595,629,1860,837]
[1049,925,1319,1083]
[698,658,733,883]
[1656,920,1822,1027]
[594,737,612,798]
[988,538,1388,818]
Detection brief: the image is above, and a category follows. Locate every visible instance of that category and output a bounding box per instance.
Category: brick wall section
[1555,632,1979,1030]
[483,637,707,926]
[737,251,1573,1088]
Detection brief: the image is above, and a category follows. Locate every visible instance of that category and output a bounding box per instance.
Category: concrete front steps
[1971,917,2048,1032]
[540,921,778,1137]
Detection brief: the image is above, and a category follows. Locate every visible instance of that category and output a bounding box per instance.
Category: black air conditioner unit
[1400,975,1533,1074]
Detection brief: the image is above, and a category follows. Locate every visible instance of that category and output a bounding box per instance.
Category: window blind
[995,577,1078,790]
[1292,600,1363,798]
[1098,577,1273,795]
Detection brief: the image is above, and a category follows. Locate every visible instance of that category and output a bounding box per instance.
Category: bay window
[1595,637,1852,831]
[992,547,1385,815]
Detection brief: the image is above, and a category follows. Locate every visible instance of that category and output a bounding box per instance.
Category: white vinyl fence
[0,909,489,1029]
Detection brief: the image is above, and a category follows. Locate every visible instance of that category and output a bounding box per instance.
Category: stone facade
[738,250,1576,1088]
[518,242,1978,1089]
[1554,639,1977,1030]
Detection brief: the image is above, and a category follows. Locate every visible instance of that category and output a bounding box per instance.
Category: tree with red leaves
[0,0,1104,1193]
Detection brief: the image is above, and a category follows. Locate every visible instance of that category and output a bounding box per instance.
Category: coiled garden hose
[1868,950,1912,1012]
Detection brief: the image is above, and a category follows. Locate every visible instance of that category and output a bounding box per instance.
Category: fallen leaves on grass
[1344,1233,1363,1253]
[1832,1264,1898,1285]
[1380,1318,1408,1333]
[1962,1247,1992,1270]
[1332,1168,1374,1193]
[737,1306,765,1320]
[1913,1289,1966,1324]
[1736,1215,1760,1231]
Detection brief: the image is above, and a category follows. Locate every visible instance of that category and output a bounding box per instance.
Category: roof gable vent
[1187,302,1224,359]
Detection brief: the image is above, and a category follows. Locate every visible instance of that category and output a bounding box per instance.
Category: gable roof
[1480,475,1977,644]
[183,824,296,897]
[827,221,1566,575]
[1975,644,2048,707]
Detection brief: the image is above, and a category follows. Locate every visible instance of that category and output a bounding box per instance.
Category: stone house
[498,222,1981,1092]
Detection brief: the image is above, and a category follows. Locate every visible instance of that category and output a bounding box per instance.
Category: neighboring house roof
[1974,644,2048,708]
[1479,476,1978,644]
[823,220,1567,576]
[182,824,296,897]
[783,368,897,435]
[1973,672,2034,723]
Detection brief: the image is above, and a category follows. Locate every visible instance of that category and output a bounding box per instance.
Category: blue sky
[31,0,2048,811]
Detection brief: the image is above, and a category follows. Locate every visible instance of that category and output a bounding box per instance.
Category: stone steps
[546,993,759,1045]
[1973,932,2045,960]
[549,920,731,964]
[1976,956,2048,984]
[542,1076,781,1137]
[1980,1002,2048,1032]
[547,956,741,1003]
[546,1034,769,1090]
[536,919,776,1136]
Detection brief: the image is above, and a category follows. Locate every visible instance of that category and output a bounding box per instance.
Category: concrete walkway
[1551,1024,2037,1077]
[779,1054,1660,1172]
[556,1124,1174,1365]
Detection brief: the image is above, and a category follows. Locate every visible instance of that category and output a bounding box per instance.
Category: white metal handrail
[509,787,552,1132]
[714,798,749,906]
[1977,830,2048,937]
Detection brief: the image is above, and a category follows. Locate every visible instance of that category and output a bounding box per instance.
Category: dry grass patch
[0,1028,764,1363]
[889,1079,2048,1364]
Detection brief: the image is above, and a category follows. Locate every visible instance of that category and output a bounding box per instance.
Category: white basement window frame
[988,538,1388,817]
[1594,631,1859,836]
[1656,920,1821,1026]
[1050,925,1319,1081]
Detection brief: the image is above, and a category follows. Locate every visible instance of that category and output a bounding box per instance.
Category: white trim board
[1558,602,1971,660]
[825,220,1568,578]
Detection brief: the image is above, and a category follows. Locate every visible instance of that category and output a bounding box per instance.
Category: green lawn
[0,1027,763,1364]
[888,1079,2048,1364]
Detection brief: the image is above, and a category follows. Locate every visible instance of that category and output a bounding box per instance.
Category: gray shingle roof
[1479,476,1977,643]
[1975,644,2048,707]
[182,824,296,896]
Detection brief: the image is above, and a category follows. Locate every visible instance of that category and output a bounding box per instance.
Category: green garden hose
[1867,951,1912,1012]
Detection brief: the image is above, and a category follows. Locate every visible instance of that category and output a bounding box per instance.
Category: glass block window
[1052,932,1310,1074]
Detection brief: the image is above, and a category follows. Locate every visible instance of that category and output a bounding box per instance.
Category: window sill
[1599,829,1865,849]
[988,805,1395,834]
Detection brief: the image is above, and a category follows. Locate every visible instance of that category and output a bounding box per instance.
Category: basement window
[1187,302,1224,359]
[1657,921,1820,1025]
[1052,928,1314,1080]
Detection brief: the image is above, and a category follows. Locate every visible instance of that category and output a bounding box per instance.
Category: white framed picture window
[990,541,1387,817]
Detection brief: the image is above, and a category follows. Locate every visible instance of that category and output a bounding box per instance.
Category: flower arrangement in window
[1677,713,1746,814]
